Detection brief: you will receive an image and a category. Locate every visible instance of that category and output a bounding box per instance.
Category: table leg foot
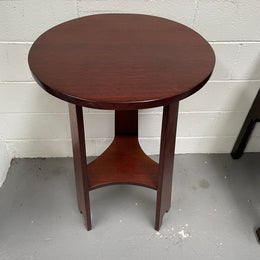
[83,207,92,231]
[69,103,92,230]
[256,227,260,243]
[155,102,179,231]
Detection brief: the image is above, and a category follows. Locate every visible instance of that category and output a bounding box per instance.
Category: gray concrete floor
[0,154,260,260]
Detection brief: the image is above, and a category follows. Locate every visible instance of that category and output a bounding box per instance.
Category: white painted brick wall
[193,0,260,41]
[0,136,11,186]
[0,0,78,42]
[0,0,259,173]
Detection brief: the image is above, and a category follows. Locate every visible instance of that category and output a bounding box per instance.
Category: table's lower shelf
[69,103,178,230]
[87,135,159,190]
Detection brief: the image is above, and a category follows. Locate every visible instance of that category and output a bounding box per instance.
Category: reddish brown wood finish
[88,110,158,189]
[28,14,215,110]
[88,135,158,190]
[28,14,215,231]
[115,110,138,135]
[68,103,91,230]
[155,103,179,230]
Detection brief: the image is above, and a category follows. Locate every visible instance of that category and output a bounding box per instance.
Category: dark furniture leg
[68,105,178,231]
[115,110,138,136]
[68,103,92,230]
[231,89,260,159]
[230,90,260,243]
[257,228,260,243]
[155,102,179,230]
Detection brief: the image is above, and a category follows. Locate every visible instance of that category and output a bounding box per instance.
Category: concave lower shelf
[87,135,159,190]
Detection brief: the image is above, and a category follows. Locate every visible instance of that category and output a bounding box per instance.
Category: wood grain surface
[28,14,215,110]
[87,135,159,190]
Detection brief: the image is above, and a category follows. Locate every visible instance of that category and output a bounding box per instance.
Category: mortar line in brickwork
[176,136,237,139]
[179,110,245,113]
[0,112,114,115]
[4,137,114,142]
[139,111,249,115]
[0,81,35,83]
[4,136,238,142]
[5,138,72,141]
[0,41,259,44]
[140,136,237,139]
[0,41,33,44]
[0,112,70,115]
[0,111,247,116]
[229,43,243,79]
[209,41,260,44]
[209,79,260,82]
[1,79,260,84]
[192,0,200,28]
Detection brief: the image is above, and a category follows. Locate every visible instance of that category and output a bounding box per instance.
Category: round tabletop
[28,14,215,110]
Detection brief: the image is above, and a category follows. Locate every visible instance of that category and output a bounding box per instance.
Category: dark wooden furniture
[28,14,215,230]
[257,228,260,242]
[231,89,260,242]
[231,89,260,159]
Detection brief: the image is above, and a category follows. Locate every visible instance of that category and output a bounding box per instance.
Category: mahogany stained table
[28,14,215,231]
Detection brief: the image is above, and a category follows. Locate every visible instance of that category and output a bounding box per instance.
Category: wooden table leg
[155,102,179,230]
[256,227,260,243]
[115,110,138,136]
[68,103,92,230]
[68,105,178,230]
[231,89,260,159]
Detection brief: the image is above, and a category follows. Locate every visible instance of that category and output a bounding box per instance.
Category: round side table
[28,14,215,231]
